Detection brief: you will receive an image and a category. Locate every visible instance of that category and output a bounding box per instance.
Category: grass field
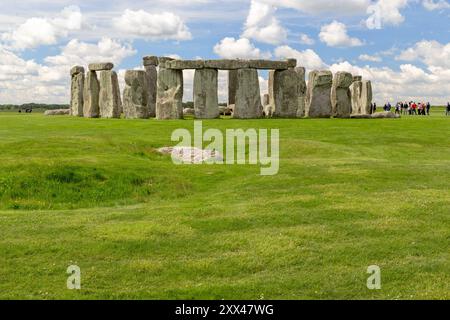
[0,108,449,300]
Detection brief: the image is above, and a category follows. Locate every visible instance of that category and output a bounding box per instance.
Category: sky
[0,0,449,105]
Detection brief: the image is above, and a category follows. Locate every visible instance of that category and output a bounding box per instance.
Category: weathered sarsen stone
[156,57,183,120]
[193,68,219,119]
[143,56,159,66]
[234,68,263,119]
[331,71,353,118]
[145,65,157,117]
[83,71,100,118]
[305,70,333,118]
[295,67,307,118]
[272,68,300,118]
[99,70,122,118]
[70,66,84,117]
[123,70,149,119]
[360,80,373,115]
[89,62,114,71]
[350,76,363,115]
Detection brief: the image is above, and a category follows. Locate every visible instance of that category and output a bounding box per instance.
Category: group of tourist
[370,101,450,116]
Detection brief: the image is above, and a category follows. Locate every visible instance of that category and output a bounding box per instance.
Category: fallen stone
[234,68,263,119]
[99,70,122,118]
[145,65,157,117]
[219,106,233,116]
[296,67,307,118]
[123,70,149,119]
[193,68,220,119]
[158,147,223,164]
[70,67,84,117]
[143,56,159,66]
[156,66,183,120]
[331,71,353,118]
[371,112,400,119]
[88,62,114,71]
[83,71,100,118]
[45,109,70,116]
[305,70,333,118]
[167,60,205,69]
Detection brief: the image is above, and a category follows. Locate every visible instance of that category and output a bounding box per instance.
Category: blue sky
[0,0,449,104]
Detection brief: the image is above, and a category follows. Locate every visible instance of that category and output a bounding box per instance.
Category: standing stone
[228,70,238,106]
[70,66,84,117]
[99,70,121,118]
[272,68,300,118]
[305,70,333,118]
[267,71,276,118]
[193,68,219,119]
[156,57,183,120]
[83,71,100,118]
[331,71,353,118]
[350,76,363,115]
[296,67,307,118]
[123,70,149,119]
[234,68,263,119]
[145,65,157,117]
[360,80,373,115]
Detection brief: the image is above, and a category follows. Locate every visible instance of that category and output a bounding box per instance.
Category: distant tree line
[0,103,70,111]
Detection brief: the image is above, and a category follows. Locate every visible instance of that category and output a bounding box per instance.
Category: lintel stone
[143,56,159,66]
[89,63,114,71]
[167,60,205,69]
[70,66,85,76]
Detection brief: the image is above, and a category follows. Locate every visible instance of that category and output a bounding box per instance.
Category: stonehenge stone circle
[123,70,149,119]
[331,71,353,118]
[156,57,184,120]
[193,68,220,119]
[99,70,122,118]
[295,67,307,118]
[89,63,114,71]
[83,71,100,118]
[70,66,84,117]
[305,70,333,118]
[234,68,263,119]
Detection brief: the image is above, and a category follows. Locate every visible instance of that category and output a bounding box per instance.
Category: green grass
[0,108,449,300]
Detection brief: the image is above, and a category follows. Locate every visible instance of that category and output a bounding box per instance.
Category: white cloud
[319,21,363,47]
[299,33,315,45]
[214,37,271,59]
[366,0,408,29]
[114,9,192,41]
[242,0,287,45]
[396,40,450,69]
[359,54,382,62]
[1,6,82,50]
[259,0,371,15]
[274,45,327,70]
[422,0,450,10]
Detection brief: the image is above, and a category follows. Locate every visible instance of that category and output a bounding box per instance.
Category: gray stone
[305,70,333,118]
[272,68,300,118]
[145,65,157,117]
[295,67,307,118]
[360,80,373,115]
[167,60,205,69]
[83,71,100,118]
[70,68,84,117]
[99,70,121,118]
[248,60,291,70]
[156,67,183,120]
[193,68,220,119]
[350,78,363,115]
[234,68,263,119]
[371,111,399,119]
[123,70,149,119]
[331,71,353,118]
[287,59,297,68]
[45,109,70,116]
[204,59,250,70]
[268,71,276,117]
[88,63,114,71]
[158,57,175,69]
[143,56,159,66]
[228,70,238,106]
[70,66,84,76]
[353,75,362,82]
